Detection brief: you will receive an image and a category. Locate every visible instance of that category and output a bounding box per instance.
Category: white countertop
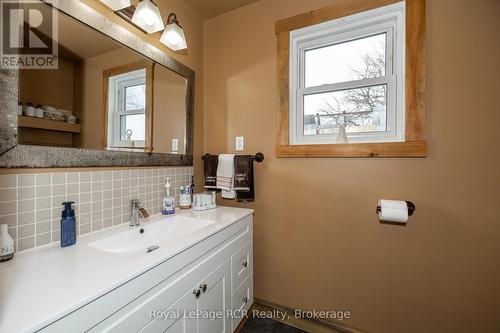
[0,206,253,333]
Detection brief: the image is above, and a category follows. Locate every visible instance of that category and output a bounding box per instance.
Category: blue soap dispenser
[61,201,76,247]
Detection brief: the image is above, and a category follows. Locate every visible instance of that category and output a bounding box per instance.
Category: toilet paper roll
[378,199,408,223]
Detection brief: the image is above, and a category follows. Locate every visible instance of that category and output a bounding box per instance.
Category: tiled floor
[238,303,349,333]
[240,317,307,333]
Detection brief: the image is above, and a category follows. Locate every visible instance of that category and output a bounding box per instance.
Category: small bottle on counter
[0,224,14,262]
[162,177,175,215]
[179,185,192,209]
[61,202,76,247]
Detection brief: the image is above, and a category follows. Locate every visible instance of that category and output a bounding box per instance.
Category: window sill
[275,141,427,158]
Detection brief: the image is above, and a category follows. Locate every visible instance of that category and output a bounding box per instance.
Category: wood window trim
[275,0,426,158]
[103,60,154,153]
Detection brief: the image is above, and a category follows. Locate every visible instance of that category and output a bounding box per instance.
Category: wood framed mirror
[0,0,194,168]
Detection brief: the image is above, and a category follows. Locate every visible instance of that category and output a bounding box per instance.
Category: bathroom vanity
[0,207,253,333]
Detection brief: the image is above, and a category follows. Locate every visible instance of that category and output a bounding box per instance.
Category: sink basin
[88,215,214,255]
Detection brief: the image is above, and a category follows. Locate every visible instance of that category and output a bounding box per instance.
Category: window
[290,2,405,145]
[107,69,147,148]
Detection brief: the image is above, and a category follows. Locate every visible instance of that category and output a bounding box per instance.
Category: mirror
[17,6,187,155]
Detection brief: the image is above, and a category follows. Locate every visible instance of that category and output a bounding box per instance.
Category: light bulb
[160,20,187,51]
[131,0,164,34]
[165,31,181,46]
[139,8,156,26]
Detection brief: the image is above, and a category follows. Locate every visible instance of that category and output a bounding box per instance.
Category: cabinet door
[197,259,232,333]
[140,287,197,333]
[143,259,231,333]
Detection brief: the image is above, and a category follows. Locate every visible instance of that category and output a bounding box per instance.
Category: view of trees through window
[304,33,388,135]
[120,82,146,142]
[125,84,146,111]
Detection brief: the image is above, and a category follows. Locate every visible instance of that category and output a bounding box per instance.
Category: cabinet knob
[242,261,248,268]
[242,296,248,304]
[193,289,201,298]
[200,283,207,292]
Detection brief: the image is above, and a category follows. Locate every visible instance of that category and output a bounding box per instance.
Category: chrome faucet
[130,199,149,227]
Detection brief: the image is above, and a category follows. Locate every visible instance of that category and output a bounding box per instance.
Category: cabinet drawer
[232,272,253,331]
[231,241,252,291]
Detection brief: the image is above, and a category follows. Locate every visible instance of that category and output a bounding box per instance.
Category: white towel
[216,154,236,199]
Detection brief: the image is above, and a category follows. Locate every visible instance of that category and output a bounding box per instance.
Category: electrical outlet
[235,136,244,151]
[172,138,179,152]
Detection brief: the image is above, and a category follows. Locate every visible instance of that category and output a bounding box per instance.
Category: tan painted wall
[203,0,500,332]
[19,57,74,111]
[152,65,187,154]
[79,48,144,150]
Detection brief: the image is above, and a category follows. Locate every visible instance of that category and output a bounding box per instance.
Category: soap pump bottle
[61,201,76,247]
[162,177,175,215]
[0,224,14,262]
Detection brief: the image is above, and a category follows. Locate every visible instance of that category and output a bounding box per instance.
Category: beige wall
[79,48,144,150]
[19,57,74,111]
[153,65,187,154]
[203,0,500,332]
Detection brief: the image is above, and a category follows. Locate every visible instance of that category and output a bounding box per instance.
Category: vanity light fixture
[160,13,188,51]
[131,0,164,34]
[102,0,188,50]
[100,0,131,11]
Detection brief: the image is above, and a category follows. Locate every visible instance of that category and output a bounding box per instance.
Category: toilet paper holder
[376,201,415,216]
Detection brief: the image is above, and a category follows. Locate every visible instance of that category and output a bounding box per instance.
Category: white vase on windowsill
[0,224,14,262]
[336,125,348,144]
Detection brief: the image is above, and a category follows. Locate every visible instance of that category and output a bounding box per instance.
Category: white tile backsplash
[0,167,193,253]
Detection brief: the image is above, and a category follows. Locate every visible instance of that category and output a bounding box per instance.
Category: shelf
[18,116,80,133]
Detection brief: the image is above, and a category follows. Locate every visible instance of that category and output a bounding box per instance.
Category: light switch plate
[235,136,244,151]
[172,138,179,152]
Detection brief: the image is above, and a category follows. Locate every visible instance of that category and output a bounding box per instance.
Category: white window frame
[290,2,405,145]
[107,69,146,148]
